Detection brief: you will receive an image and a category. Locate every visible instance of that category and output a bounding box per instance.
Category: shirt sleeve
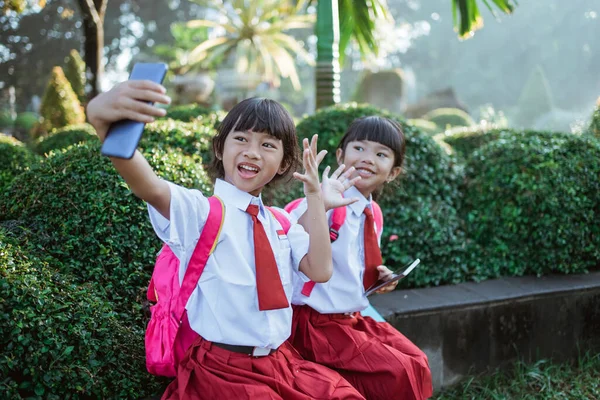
[269,207,311,282]
[147,181,210,263]
[287,198,308,221]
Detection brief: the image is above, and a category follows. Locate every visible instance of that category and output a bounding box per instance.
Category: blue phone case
[100,63,168,159]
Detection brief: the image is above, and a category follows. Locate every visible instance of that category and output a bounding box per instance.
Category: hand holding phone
[365,259,420,297]
[100,63,168,159]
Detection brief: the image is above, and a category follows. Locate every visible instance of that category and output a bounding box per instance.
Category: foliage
[0,134,40,190]
[436,126,510,158]
[14,112,40,132]
[63,49,87,103]
[451,0,516,39]
[184,0,314,89]
[0,141,212,322]
[153,22,213,75]
[408,118,439,135]
[0,230,166,398]
[141,118,218,164]
[463,131,600,277]
[434,353,600,400]
[162,103,220,123]
[422,108,475,130]
[36,66,85,138]
[32,123,97,155]
[589,98,600,138]
[0,110,14,128]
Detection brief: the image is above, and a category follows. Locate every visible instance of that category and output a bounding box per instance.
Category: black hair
[338,116,406,168]
[209,97,300,183]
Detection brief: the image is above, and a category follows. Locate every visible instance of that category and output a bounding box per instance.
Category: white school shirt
[290,186,382,314]
[147,178,310,349]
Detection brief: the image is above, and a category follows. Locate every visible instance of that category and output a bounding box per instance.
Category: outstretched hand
[321,164,361,211]
[374,265,399,294]
[293,135,327,197]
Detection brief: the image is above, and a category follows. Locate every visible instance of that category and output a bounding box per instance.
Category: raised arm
[87,80,172,219]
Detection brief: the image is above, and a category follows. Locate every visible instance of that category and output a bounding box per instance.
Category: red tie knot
[364,206,373,217]
[246,204,259,217]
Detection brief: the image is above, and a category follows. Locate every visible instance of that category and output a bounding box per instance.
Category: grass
[433,352,600,400]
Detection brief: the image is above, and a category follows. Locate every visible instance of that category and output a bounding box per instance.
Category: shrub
[0,134,40,190]
[141,118,217,163]
[292,103,468,286]
[407,118,439,135]
[63,49,86,104]
[163,103,215,122]
[437,126,513,158]
[463,131,600,277]
[0,110,14,128]
[0,230,166,398]
[32,123,97,155]
[36,66,85,137]
[0,141,212,320]
[589,98,600,138]
[14,112,39,131]
[422,107,475,130]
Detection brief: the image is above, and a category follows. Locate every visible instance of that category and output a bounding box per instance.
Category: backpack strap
[329,206,346,242]
[283,198,304,214]
[372,200,384,237]
[266,207,291,234]
[176,196,225,319]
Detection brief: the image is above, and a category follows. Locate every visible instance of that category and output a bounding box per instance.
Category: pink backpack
[145,197,291,377]
[284,199,383,297]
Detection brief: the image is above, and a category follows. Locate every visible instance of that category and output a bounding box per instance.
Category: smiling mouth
[238,163,260,178]
[356,168,375,176]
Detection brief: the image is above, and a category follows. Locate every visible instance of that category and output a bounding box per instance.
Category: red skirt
[162,336,365,400]
[290,305,433,400]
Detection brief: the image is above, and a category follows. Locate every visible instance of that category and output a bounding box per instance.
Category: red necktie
[363,206,382,291]
[246,205,289,311]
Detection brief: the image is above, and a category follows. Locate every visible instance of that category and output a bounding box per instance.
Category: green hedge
[0,229,166,398]
[289,103,468,287]
[162,103,216,122]
[141,118,217,163]
[437,126,512,158]
[422,108,475,130]
[463,131,600,276]
[0,141,212,321]
[32,123,97,155]
[590,100,600,137]
[0,134,41,190]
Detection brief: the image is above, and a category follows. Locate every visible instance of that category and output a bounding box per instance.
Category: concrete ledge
[370,272,600,390]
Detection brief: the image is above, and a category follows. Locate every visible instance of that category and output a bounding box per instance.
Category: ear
[336,148,344,166]
[277,159,289,175]
[386,166,402,183]
[215,151,222,161]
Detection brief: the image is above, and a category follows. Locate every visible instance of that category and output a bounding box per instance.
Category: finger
[331,164,346,180]
[322,165,331,181]
[130,89,171,105]
[121,111,156,123]
[339,197,360,206]
[340,166,356,180]
[344,176,361,190]
[128,79,167,93]
[315,150,327,166]
[293,172,309,182]
[310,134,318,156]
[122,98,167,117]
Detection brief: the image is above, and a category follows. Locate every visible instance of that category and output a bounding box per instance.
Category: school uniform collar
[214,179,266,217]
[345,186,372,216]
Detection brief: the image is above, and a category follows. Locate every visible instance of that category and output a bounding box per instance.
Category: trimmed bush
[63,49,86,104]
[291,103,469,286]
[14,112,39,131]
[32,123,97,155]
[437,126,513,158]
[0,110,14,128]
[589,99,600,137]
[463,131,600,277]
[0,141,212,320]
[36,66,85,137]
[141,118,217,163]
[407,118,439,135]
[422,107,475,130]
[0,229,166,398]
[163,103,215,122]
[0,134,40,190]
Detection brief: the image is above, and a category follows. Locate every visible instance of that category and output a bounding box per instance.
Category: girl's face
[337,140,401,198]
[220,129,286,196]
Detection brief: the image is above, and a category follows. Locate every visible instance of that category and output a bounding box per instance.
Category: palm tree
[315,0,517,109]
[183,0,315,91]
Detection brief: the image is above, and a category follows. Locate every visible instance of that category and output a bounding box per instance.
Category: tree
[314,0,517,109]
[76,0,107,99]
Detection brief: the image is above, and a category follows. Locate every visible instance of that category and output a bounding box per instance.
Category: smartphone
[365,259,420,297]
[100,63,168,159]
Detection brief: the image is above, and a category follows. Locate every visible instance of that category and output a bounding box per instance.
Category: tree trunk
[315,0,340,110]
[78,0,107,100]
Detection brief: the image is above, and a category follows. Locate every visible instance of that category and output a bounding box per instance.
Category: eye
[353,146,364,151]
[377,152,388,158]
[263,142,277,149]
[234,136,247,142]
